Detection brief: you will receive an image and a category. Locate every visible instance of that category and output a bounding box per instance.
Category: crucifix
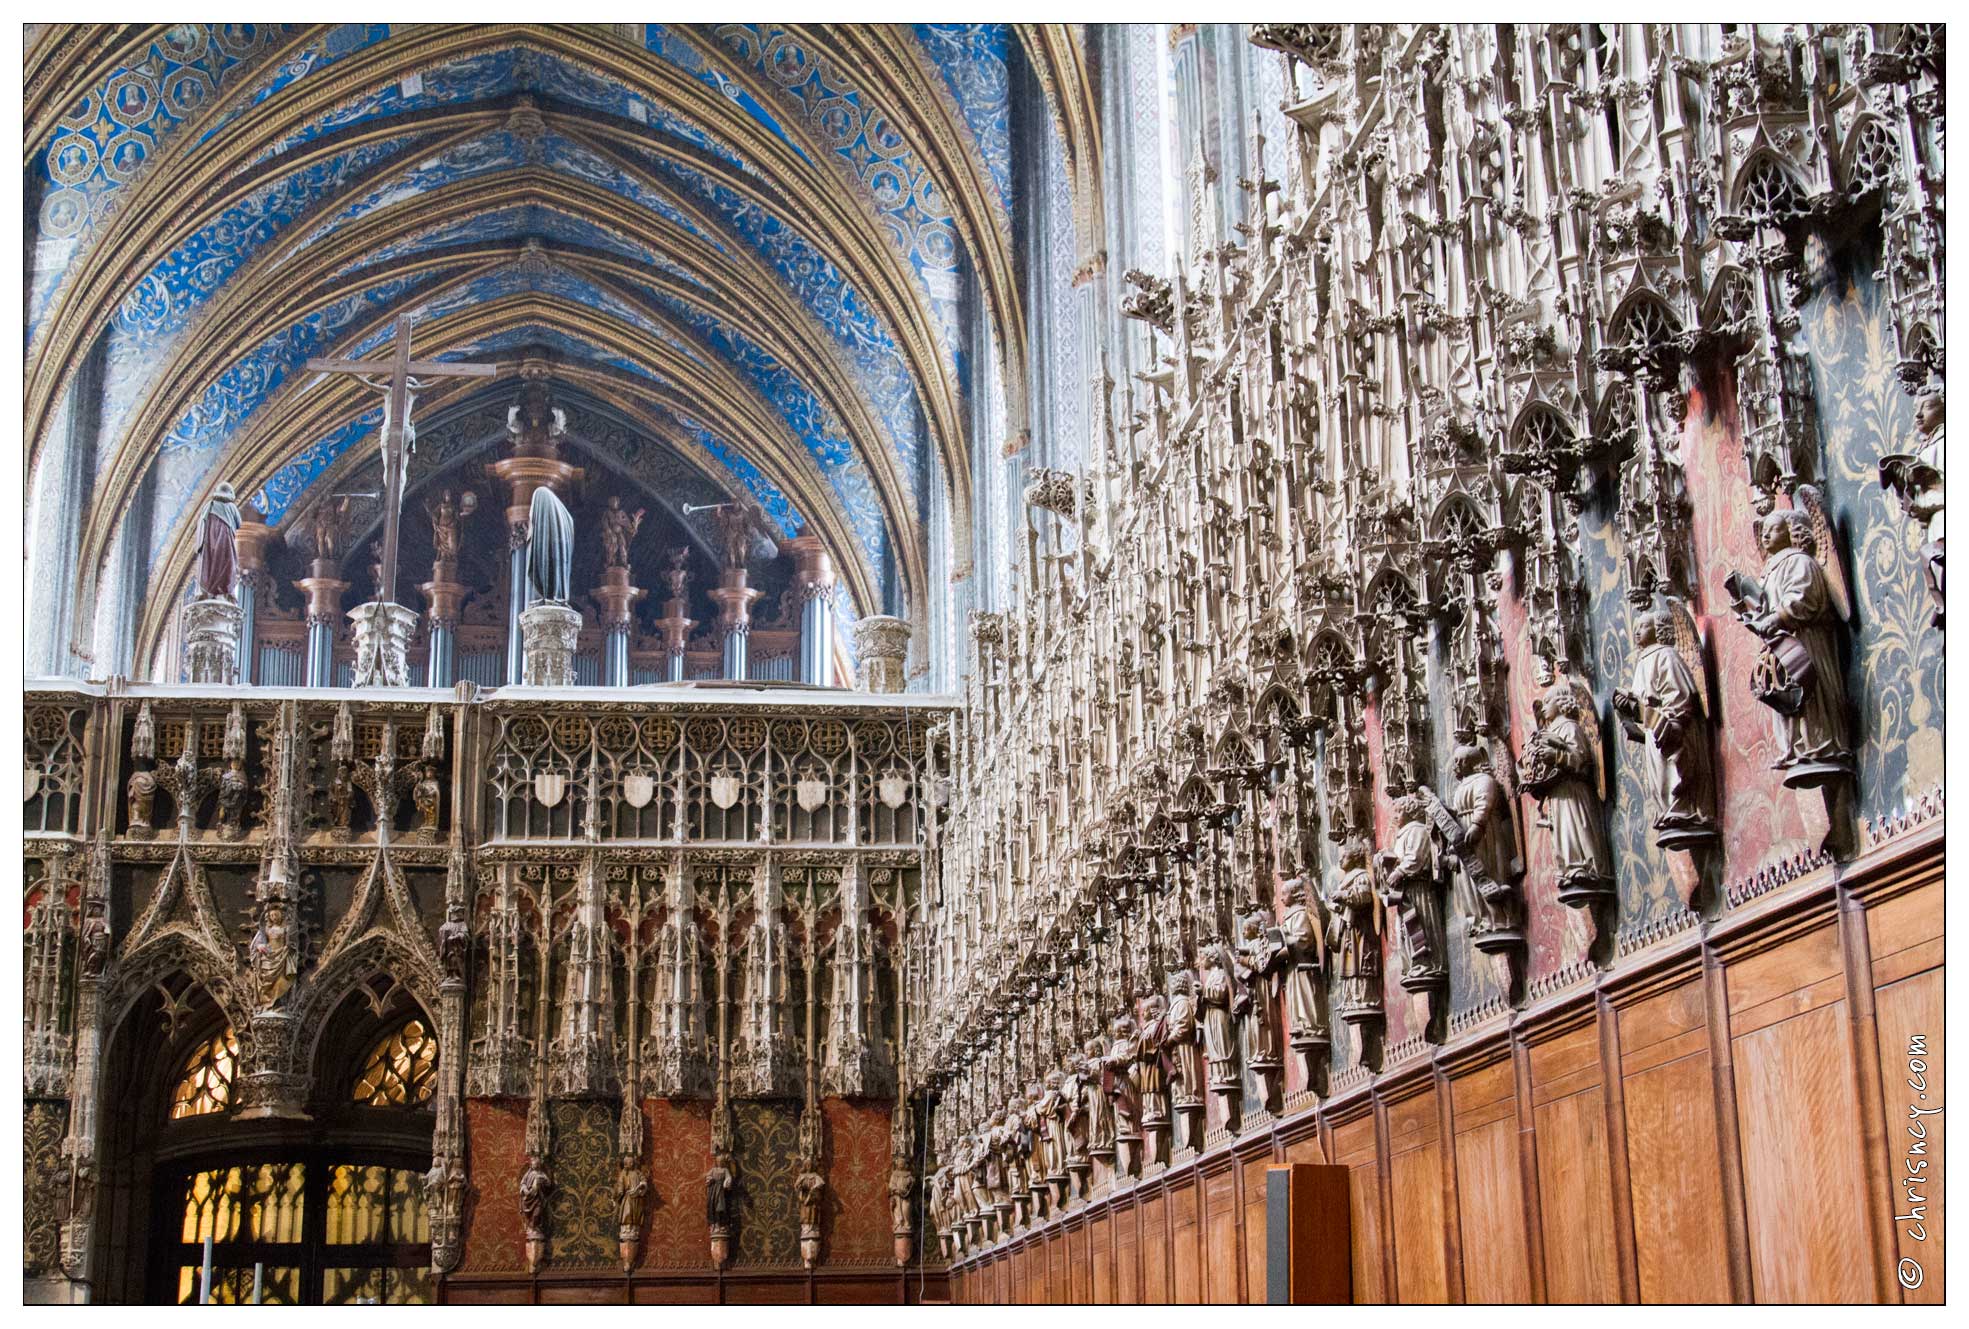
[305,315,498,606]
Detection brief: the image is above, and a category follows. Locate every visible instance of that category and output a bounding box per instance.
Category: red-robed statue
[197,482,243,600]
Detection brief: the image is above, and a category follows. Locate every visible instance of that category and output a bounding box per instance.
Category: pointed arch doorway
[102,975,440,1304]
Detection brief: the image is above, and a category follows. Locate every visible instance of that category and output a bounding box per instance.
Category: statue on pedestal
[1380,793,1448,993]
[197,483,243,601]
[521,489,583,686]
[1614,605,1719,853]
[1198,943,1241,1102]
[1445,736,1530,932]
[526,487,575,605]
[1726,499,1854,788]
[1327,839,1384,1029]
[600,496,646,570]
[1277,872,1330,1080]
[1519,683,1613,909]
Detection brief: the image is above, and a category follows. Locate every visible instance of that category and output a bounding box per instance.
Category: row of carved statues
[903,23,1943,1191]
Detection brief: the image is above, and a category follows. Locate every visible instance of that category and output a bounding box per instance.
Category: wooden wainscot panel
[1867,878,1944,991]
[723,1278,808,1306]
[1526,1015,1620,1304]
[1089,1211,1113,1303]
[816,1278,901,1305]
[442,1283,530,1305]
[1071,1220,1094,1304]
[1384,1080,1450,1303]
[1203,1166,1239,1303]
[631,1280,719,1305]
[1871,955,1944,1304]
[1244,1152,1274,1302]
[1725,924,1874,1302]
[1330,1112,1386,1303]
[1170,1178,1202,1303]
[1450,1053,1532,1303]
[1141,1191,1169,1303]
[1115,1199,1141,1304]
[1616,971,1732,1303]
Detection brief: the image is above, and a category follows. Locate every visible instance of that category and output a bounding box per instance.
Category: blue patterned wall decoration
[297,131,531,243]
[710,24,971,345]
[644,24,811,166]
[326,260,709,371]
[540,133,727,253]
[30,24,302,337]
[638,147,929,478]
[113,133,423,346]
[912,24,1015,214]
[93,133,426,469]
[189,23,396,150]
[683,420,807,544]
[340,202,698,284]
[243,47,526,168]
[1795,255,1946,818]
[255,408,383,520]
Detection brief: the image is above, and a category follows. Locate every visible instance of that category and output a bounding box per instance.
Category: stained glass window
[351,1018,437,1106]
[169,1027,239,1119]
[169,1161,430,1305]
[324,1165,428,1245]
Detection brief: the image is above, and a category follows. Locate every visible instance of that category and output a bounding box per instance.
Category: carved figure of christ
[305,315,497,606]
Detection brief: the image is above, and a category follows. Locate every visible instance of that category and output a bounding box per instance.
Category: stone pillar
[234,507,280,686]
[488,363,585,687]
[786,533,837,685]
[709,565,761,680]
[520,603,583,686]
[348,601,418,688]
[592,565,646,688]
[181,597,243,685]
[651,548,696,683]
[851,615,911,693]
[295,570,348,688]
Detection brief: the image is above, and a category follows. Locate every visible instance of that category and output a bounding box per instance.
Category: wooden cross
[305,315,497,606]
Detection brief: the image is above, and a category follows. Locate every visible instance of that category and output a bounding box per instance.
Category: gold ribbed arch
[26,24,996,573]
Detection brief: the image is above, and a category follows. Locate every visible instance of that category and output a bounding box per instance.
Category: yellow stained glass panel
[169,1027,239,1119]
[351,1019,437,1106]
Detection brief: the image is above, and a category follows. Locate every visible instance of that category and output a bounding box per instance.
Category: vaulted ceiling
[23,22,1101,667]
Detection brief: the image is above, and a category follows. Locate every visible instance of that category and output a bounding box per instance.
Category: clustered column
[785,531,837,685]
[295,547,348,689]
[592,567,646,689]
[651,549,696,683]
[233,506,280,686]
[709,506,763,681]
